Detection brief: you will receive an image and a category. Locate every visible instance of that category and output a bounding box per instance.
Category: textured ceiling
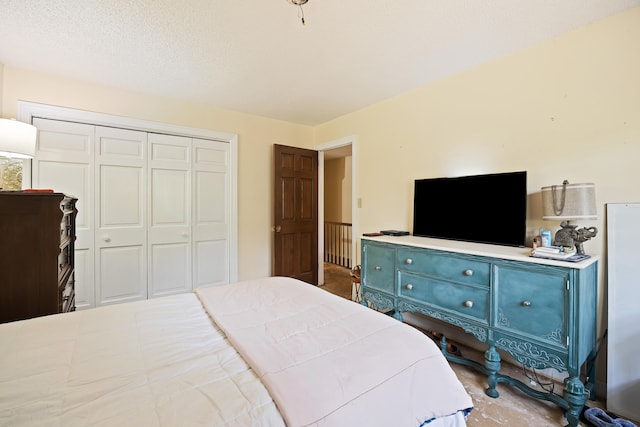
[1,1,639,125]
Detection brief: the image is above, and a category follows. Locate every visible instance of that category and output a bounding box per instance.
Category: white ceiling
[1,1,638,126]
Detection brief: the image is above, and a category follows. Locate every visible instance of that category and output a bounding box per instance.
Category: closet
[24,103,237,309]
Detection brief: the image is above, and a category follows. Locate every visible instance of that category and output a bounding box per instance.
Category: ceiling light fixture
[286,0,308,25]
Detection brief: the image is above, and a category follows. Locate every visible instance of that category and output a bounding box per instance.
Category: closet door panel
[193,139,229,287]
[100,165,144,229]
[32,118,95,309]
[99,245,145,301]
[150,169,188,230]
[148,134,191,297]
[96,127,147,305]
[34,118,92,162]
[74,248,91,308]
[150,243,190,295]
[38,162,90,231]
[195,240,227,286]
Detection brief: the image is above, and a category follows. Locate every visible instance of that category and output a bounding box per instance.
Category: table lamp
[0,118,37,190]
[541,180,597,255]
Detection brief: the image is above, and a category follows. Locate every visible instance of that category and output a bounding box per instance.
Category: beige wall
[324,156,352,223]
[315,7,640,391]
[317,7,640,270]
[1,66,315,280]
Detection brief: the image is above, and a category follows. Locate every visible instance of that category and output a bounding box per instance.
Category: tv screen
[412,171,527,247]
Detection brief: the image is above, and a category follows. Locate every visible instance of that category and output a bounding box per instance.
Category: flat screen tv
[412,171,527,247]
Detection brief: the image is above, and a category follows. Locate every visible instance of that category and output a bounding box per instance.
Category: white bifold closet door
[192,138,231,289]
[33,118,95,309]
[147,133,192,298]
[32,117,231,309]
[95,126,147,305]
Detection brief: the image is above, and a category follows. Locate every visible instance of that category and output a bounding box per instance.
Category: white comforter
[196,277,473,427]
[0,277,472,427]
[0,293,285,426]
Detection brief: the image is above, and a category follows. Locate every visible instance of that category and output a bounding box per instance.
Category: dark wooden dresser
[0,192,77,323]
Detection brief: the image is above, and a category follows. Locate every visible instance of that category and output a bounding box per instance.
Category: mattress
[0,277,472,426]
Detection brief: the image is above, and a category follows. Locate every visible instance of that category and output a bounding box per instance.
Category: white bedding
[0,293,284,426]
[196,277,472,427]
[0,277,472,427]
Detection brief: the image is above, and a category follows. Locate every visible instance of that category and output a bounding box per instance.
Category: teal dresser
[361,235,598,427]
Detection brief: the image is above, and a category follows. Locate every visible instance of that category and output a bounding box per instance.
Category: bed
[0,276,473,426]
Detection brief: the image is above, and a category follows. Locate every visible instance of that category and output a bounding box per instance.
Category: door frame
[315,135,358,285]
[17,101,239,284]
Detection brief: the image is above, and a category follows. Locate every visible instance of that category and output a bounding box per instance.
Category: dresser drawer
[397,249,490,287]
[362,243,396,293]
[496,265,568,348]
[399,271,489,323]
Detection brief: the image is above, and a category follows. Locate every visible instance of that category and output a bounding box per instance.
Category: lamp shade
[541,182,597,220]
[0,118,37,159]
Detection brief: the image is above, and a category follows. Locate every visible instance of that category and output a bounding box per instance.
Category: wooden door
[273,144,318,285]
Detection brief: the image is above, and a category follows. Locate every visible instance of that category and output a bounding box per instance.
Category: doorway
[316,136,357,287]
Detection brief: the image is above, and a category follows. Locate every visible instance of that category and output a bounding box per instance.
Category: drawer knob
[463,300,474,308]
[522,301,532,307]
[375,266,382,271]
[102,235,111,242]
[406,284,413,291]
[405,258,413,265]
[464,269,473,276]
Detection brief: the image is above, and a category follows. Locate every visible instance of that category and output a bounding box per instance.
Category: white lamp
[0,118,37,190]
[0,118,37,158]
[541,180,598,254]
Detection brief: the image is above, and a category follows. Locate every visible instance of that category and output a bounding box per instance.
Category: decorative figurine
[553,221,598,255]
